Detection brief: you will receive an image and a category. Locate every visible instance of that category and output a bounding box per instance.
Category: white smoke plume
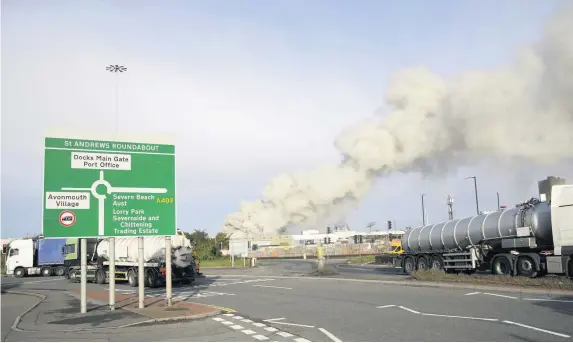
[223,6,573,238]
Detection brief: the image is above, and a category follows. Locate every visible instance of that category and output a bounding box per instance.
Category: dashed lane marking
[212,315,312,342]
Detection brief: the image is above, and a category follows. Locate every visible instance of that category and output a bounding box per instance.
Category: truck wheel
[516,256,537,278]
[416,256,429,270]
[128,270,138,287]
[41,267,53,277]
[14,267,26,278]
[95,270,106,284]
[55,267,66,276]
[430,256,444,270]
[69,269,79,283]
[403,257,415,274]
[492,256,512,276]
[145,269,158,288]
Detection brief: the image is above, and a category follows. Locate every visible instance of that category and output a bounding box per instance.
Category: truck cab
[6,239,35,277]
[546,184,573,276]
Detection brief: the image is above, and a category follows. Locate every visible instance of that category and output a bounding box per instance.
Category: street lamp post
[421,193,427,226]
[105,64,128,310]
[106,65,127,133]
[465,176,480,215]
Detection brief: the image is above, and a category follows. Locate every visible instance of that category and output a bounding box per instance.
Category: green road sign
[42,137,176,238]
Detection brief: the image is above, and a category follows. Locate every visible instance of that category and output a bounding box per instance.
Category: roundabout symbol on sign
[59,211,76,227]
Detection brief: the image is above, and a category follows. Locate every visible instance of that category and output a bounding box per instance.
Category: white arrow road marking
[318,328,342,342]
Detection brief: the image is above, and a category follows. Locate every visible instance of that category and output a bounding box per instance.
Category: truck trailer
[5,238,85,277]
[394,177,573,278]
[68,233,197,288]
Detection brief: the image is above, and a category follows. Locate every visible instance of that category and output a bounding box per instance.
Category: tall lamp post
[465,176,480,215]
[106,65,127,132]
[421,193,427,226]
[105,64,127,311]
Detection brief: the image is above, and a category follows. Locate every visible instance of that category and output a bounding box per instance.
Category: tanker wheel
[430,256,444,270]
[69,269,79,283]
[145,269,158,288]
[516,256,537,278]
[128,269,138,287]
[95,269,106,284]
[416,256,429,270]
[492,256,512,276]
[403,257,415,274]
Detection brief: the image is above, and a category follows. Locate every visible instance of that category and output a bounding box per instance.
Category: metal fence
[250,243,388,259]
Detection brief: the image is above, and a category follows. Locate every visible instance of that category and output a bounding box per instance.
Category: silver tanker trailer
[68,230,196,287]
[394,177,573,278]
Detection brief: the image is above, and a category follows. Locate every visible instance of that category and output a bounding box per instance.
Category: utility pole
[465,176,480,215]
[497,192,501,211]
[421,193,427,226]
[446,195,454,220]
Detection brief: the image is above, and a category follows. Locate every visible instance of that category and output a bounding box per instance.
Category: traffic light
[359,235,363,244]
[388,220,392,231]
[353,235,358,244]
[324,237,328,244]
[327,227,332,234]
[327,237,331,244]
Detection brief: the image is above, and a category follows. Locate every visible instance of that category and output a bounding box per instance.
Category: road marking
[264,320,315,328]
[242,319,254,323]
[503,320,570,338]
[376,305,396,308]
[4,278,66,284]
[277,331,293,337]
[319,328,342,342]
[230,325,244,330]
[483,292,517,299]
[421,313,498,322]
[221,321,234,325]
[294,338,311,342]
[264,317,286,321]
[398,306,420,314]
[523,297,573,303]
[234,315,244,320]
[464,291,481,295]
[264,327,278,332]
[252,285,293,290]
[242,329,257,335]
[213,317,224,322]
[252,334,269,340]
[223,313,235,317]
[253,322,267,327]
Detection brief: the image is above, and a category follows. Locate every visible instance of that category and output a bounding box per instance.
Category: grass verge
[348,255,376,264]
[198,258,235,267]
[411,269,573,290]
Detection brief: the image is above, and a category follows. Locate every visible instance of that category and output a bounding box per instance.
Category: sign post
[42,135,176,313]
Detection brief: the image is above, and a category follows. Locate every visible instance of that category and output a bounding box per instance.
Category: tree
[278,227,288,235]
[215,232,230,250]
[185,229,218,261]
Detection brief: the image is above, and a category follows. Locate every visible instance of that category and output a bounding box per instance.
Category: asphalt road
[2,261,573,342]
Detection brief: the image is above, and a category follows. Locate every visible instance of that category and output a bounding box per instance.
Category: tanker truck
[394,177,573,278]
[68,232,196,287]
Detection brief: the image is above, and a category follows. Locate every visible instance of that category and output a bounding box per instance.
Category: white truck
[68,232,197,287]
[5,238,75,277]
[395,177,573,278]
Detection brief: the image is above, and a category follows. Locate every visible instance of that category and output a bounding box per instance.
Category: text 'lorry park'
[42,137,176,238]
